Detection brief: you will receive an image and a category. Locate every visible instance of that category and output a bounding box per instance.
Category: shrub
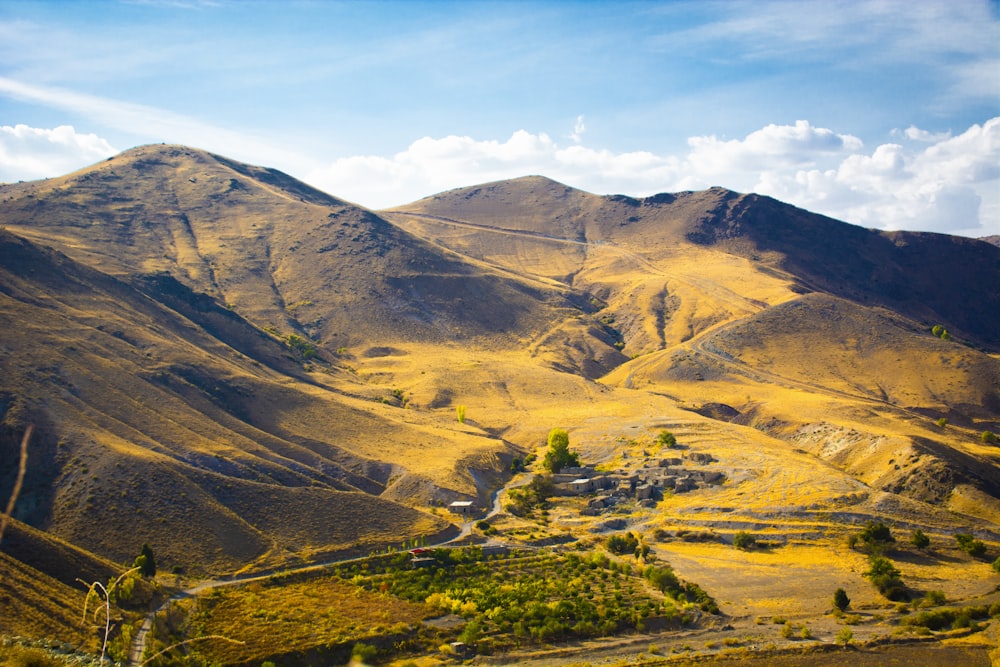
[855,520,895,555]
[656,430,677,448]
[285,333,317,359]
[780,621,794,638]
[833,587,850,612]
[922,590,946,607]
[935,417,948,428]
[456,405,466,423]
[981,431,999,444]
[351,642,378,663]
[993,557,1000,573]
[733,531,756,550]
[911,528,930,550]
[955,533,987,558]
[865,556,908,601]
[606,532,640,556]
[836,627,853,647]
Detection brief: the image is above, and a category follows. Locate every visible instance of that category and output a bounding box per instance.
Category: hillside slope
[389,177,1000,517]
[0,146,583,351]
[391,178,1000,352]
[0,228,471,574]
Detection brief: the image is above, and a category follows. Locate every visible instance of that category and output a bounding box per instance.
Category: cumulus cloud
[0,124,117,182]
[757,117,1000,234]
[307,117,999,237]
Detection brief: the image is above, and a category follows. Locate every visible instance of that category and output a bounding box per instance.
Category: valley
[1,146,999,665]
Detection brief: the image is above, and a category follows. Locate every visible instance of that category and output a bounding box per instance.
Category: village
[550,451,726,514]
[448,437,726,520]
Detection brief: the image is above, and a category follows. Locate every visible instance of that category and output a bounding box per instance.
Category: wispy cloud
[0,76,312,171]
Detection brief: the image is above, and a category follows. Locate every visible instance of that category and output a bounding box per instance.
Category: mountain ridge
[2,145,999,659]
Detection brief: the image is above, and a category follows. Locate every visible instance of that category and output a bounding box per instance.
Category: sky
[1,1,998,238]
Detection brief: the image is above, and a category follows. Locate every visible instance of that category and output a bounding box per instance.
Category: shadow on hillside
[890,548,964,566]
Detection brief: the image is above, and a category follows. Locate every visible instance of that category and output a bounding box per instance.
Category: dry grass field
[2,147,999,664]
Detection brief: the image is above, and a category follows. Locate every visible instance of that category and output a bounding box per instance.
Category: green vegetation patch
[176,546,711,664]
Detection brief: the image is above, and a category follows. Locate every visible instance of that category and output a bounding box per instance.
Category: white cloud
[0,124,117,182]
[308,118,1000,237]
[757,118,1000,234]
[0,76,313,176]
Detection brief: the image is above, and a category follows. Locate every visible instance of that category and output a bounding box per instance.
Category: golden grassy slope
[1,146,576,351]
[2,151,999,659]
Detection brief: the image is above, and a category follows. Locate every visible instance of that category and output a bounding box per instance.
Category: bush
[910,529,930,550]
[955,533,987,558]
[833,587,850,612]
[865,556,908,601]
[836,627,853,647]
[733,531,756,550]
[456,405,467,423]
[935,417,949,428]
[351,642,378,663]
[855,520,895,555]
[606,532,640,556]
[922,590,946,607]
[285,333,317,359]
[993,557,1000,573]
[656,430,677,448]
[981,431,999,444]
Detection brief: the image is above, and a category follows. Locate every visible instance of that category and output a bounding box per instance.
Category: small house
[448,500,475,515]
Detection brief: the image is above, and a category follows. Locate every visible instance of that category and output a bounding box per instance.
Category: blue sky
[1,0,998,237]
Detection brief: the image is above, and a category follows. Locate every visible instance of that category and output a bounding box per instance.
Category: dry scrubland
[1,147,998,664]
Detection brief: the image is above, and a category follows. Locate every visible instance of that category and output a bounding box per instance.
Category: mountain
[2,148,999,661]
[0,146,580,350]
[388,175,1000,515]
[391,177,1000,352]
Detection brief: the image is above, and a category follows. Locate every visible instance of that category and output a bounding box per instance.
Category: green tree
[656,430,677,449]
[856,520,895,555]
[955,533,987,558]
[833,587,850,612]
[456,405,467,424]
[543,428,580,473]
[911,528,930,550]
[134,543,156,578]
[606,532,640,555]
[733,531,756,550]
[865,556,907,601]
